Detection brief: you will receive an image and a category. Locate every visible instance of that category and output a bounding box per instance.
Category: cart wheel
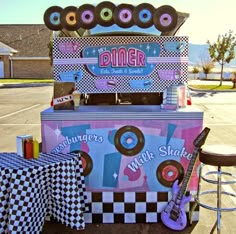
[133,3,155,28]
[44,6,63,31]
[95,1,115,26]
[153,5,178,32]
[113,4,134,28]
[61,6,80,31]
[77,4,97,29]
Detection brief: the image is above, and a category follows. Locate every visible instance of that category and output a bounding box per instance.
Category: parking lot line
[0,104,40,119]
[206,123,236,126]
[0,123,40,126]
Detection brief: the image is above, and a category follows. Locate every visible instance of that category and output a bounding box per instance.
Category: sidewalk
[0,82,53,88]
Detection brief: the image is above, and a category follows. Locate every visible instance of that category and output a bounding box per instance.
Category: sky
[0,0,235,44]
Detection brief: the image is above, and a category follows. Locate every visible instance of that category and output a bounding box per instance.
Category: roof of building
[0,41,18,55]
[0,24,52,57]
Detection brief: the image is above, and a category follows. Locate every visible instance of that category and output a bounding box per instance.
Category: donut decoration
[43,6,63,31]
[114,126,145,156]
[77,4,97,29]
[95,1,115,27]
[113,4,134,28]
[153,5,178,32]
[71,150,93,176]
[156,160,184,187]
[61,6,80,31]
[133,3,155,28]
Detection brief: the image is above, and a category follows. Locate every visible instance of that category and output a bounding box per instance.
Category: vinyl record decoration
[114,126,145,156]
[156,160,184,187]
[133,3,155,28]
[43,6,63,31]
[77,4,97,29]
[113,4,135,28]
[44,3,179,32]
[153,5,178,32]
[71,150,93,176]
[95,1,115,26]
[61,6,80,31]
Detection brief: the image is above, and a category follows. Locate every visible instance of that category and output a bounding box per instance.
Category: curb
[188,86,236,93]
[0,83,53,89]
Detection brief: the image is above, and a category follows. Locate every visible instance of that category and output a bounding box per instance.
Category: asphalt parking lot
[0,84,235,233]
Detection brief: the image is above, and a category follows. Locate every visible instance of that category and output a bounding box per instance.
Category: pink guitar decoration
[161,127,210,231]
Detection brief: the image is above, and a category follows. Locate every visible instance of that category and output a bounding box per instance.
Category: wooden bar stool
[190,145,236,234]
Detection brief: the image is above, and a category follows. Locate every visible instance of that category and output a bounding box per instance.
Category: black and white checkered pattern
[53,36,188,93]
[84,191,199,224]
[0,152,88,233]
[76,156,89,213]
[8,167,50,233]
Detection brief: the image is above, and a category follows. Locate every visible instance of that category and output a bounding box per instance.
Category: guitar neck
[176,147,200,200]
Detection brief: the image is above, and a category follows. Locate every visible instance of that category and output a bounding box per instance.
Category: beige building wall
[12,58,53,78]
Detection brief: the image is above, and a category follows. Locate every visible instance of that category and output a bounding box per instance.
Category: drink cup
[72,90,81,108]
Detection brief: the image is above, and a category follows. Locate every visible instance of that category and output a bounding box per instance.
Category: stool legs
[216,166,222,234]
[190,164,236,233]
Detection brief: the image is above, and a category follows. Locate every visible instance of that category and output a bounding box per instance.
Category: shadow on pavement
[43,221,198,234]
[190,90,218,98]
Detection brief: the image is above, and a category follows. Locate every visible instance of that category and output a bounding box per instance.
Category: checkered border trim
[84,191,199,224]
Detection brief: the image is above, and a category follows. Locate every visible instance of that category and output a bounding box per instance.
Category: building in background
[0,42,17,78]
[0,24,52,78]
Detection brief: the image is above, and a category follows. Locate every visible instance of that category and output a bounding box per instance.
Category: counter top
[41,105,203,121]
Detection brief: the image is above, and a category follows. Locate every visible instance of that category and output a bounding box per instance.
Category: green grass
[0,78,54,83]
[189,84,236,90]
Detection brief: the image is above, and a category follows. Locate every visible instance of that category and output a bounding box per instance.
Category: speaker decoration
[95,1,115,26]
[61,6,80,31]
[77,4,97,29]
[133,3,155,28]
[43,6,63,31]
[113,4,134,28]
[153,5,178,32]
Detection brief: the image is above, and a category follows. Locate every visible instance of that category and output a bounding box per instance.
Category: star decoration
[54,126,61,140]
[113,172,118,180]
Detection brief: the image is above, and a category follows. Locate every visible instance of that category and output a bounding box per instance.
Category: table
[0,152,88,234]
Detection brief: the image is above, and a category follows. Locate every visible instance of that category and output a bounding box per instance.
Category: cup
[72,90,81,108]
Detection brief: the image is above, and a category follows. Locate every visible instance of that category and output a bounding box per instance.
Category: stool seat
[199,145,236,167]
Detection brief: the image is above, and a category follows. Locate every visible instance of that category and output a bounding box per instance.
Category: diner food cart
[41,2,203,224]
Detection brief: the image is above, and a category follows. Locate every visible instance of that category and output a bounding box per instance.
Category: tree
[207,30,236,86]
[232,71,236,89]
[192,66,200,79]
[199,53,214,79]
[201,61,214,79]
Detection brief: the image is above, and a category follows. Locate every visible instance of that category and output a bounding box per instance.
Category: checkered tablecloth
[0,152,88,234]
